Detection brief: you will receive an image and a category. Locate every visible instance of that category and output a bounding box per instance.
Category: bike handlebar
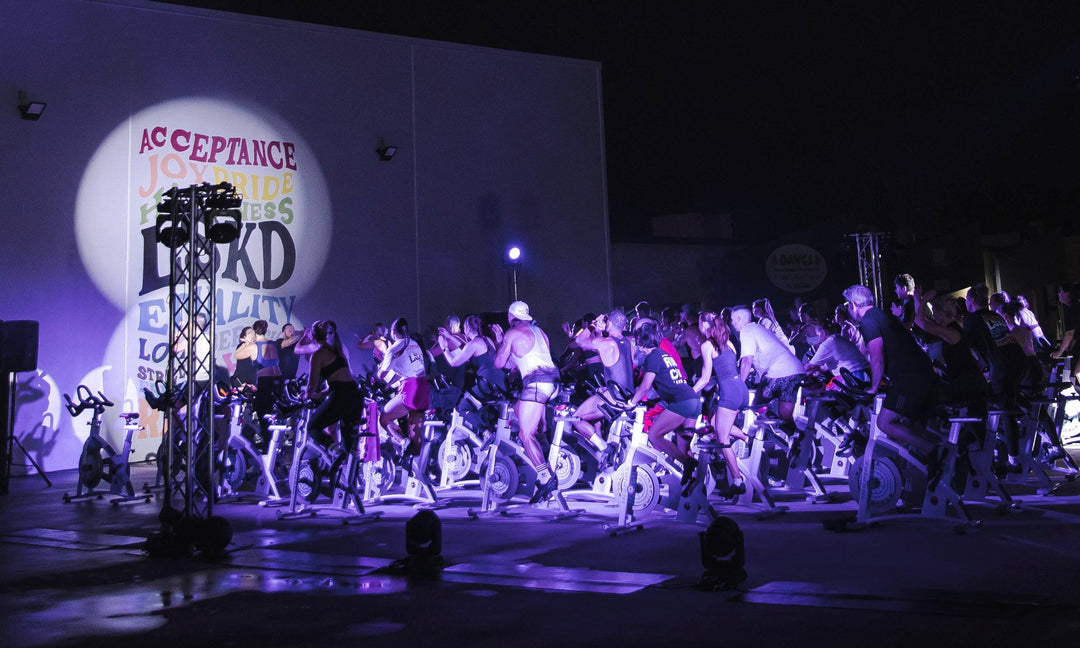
[63,384,114,417]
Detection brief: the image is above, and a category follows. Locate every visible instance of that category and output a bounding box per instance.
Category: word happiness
[138,126,297,170]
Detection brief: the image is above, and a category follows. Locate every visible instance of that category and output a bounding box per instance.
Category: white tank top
[514,323,556,377]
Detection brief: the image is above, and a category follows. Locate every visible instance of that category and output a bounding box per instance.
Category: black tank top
[603,337,635,392]
[234,357,257,384]
[469,338,507,391]
[320,349,349,381]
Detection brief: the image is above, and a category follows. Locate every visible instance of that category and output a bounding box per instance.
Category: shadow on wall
[12,372,59,474]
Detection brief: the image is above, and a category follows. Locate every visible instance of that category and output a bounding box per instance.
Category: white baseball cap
[508,300,533,321]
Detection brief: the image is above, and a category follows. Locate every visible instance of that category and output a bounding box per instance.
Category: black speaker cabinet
[0,320,39,373]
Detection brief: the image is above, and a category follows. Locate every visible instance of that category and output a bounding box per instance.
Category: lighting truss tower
[152,183,242,553]
[849,232,887,306]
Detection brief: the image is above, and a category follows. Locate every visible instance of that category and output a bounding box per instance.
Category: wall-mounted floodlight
[376,145,398,162]
[18,91,46,121]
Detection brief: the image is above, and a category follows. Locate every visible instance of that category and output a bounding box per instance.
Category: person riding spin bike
[729,306,805,427]
[304,320,363,451]
[438,314,508,399]
[843,284,939,460]
[378,317,431,459]
[494,301,562,504]
[693,312,749,495]
[628,321,702,488]
[567,310,635,467]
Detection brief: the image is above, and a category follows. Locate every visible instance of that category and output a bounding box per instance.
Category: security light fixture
[376,145,398,161]
[17,91,46,121]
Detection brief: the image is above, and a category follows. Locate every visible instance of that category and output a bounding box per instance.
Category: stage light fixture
[697,517,747,591]
[17,91,46,121]
[390,510,443,575]
[207,209,242,243]
[204,185,243,243]
[155,213,190,248]
[505,246,522,302]
[154,188,190,248]
[376,145,398,161]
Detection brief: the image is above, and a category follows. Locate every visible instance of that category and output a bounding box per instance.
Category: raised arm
[442,336,479,367]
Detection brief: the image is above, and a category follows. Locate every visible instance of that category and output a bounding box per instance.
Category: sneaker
[529,478,558,505]
[720,482,746,498]
[598,445,617,470]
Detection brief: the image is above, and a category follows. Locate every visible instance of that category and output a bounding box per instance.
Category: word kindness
[139,126,297,170]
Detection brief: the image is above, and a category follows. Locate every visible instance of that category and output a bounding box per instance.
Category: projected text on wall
[74,98,331,451]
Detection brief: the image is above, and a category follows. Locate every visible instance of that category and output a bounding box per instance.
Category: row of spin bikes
[63,360,1080,534]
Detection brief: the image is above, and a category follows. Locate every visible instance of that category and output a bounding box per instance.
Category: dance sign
[765,243,827,293]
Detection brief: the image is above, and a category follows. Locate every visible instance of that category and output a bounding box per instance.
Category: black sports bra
[320,350,349,381]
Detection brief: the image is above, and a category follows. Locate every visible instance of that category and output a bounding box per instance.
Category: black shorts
[883,374,937,420]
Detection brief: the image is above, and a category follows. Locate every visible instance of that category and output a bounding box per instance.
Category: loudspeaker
[1,320,39,373]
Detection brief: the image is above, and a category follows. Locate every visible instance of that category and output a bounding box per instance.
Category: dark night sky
[170,1,1080,241]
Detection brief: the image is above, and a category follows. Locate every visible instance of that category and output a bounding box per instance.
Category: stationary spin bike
[62,385,149,505]
[215,381,286,503]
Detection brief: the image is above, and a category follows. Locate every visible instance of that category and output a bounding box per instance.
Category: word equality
[138,290,297,336]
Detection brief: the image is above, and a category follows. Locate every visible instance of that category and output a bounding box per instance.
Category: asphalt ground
[3,460,1080,647]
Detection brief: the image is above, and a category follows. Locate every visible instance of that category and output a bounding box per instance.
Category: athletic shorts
[519,381,558,404]
[400,377,431,411]
[883,373,937,420]
[712,377,749,411]
[519,368,560,404]
[666,397,702,420]
[760,373,805,404]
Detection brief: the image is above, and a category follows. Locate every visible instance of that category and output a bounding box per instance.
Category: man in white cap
[494,300,562,503]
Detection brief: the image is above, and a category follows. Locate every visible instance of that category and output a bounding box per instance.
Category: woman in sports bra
[437,314,507,397]
[378,318,431,455]
[252,319,282,378]
[305,320,362,449]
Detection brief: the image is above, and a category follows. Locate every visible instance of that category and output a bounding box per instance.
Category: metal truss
[850,232,887,307]
[157,183,241,530]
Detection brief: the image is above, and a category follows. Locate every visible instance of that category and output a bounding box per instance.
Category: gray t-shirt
[808,334,869,376]
[738,322,803,379]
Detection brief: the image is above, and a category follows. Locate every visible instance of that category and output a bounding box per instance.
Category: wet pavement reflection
[5,568,408,647]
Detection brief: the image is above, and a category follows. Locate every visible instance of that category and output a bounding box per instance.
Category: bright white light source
[507,246,521,262]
